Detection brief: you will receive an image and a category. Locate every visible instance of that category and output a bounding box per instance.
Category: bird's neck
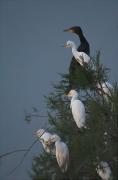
[78,32,87,43]
[71,94,79,101]
[72,44,77,55]
[55,140,60,145]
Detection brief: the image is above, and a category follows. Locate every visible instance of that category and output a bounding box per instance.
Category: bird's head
[66,89,78,97]
[63,40,75,48]
[64,26,82,35]
[33,129,45,138]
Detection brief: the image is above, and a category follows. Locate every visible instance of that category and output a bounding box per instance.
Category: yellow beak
[62,44,68,48]
[63,28,74,32]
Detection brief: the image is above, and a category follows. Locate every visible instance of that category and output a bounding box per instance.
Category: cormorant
[64,26,91,90]
[64,26,90,55]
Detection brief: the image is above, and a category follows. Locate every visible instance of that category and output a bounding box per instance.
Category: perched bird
[47,134,69,173]
[67,89,86,128]
[64,26,90,89]
[64,26,90,55]
[97,82,113,101]
[34,129,55,154]
[96,161,112,180]
[64,40,90,66]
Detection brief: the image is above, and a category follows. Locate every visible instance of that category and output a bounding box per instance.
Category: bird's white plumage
[97,82,113,101]
[64,40,90,66]
[96,161,112,180]
[71,100,85,128]
[48,134,69,173]
[35,129,54,154]
[55,141,69,173]
[67,90,86,128]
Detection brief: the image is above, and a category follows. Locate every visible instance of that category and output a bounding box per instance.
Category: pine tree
[28,52,118,180]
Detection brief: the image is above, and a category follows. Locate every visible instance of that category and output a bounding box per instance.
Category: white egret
[67,89,86,128]
[47,134,69,173]
[97,82,113,101]
[34,129,55,154]
[64,40,90,66]
[96,161,112,180]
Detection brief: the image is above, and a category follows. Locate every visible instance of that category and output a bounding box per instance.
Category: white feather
[67,90,86,128]
[71,99,85,128]
[55,141,69,172]
[96,161,112,180]
[65,40,90,66]
[48,134,69,172]
[97,82,113,101]
[35,129,54,154]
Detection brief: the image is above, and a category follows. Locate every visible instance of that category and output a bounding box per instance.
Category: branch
[0,149,28,159]
[25,112,48,118]
[8,139,39,175]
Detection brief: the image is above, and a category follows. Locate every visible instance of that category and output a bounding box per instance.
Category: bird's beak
[62,44,68,48]
[63,28,73,32]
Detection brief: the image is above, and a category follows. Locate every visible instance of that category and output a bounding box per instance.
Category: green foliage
[68,51,110,91]
[30,53,118,180]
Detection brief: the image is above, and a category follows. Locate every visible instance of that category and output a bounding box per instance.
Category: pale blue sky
[0,0,118,180]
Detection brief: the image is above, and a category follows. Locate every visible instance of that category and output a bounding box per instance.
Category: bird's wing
[71,100,85,126]
[72,100,85,118]
[56,142,69,172]
[77,52,90,64]
[74,52,84,66]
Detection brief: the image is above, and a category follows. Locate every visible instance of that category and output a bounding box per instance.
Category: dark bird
[64,26,90,55]
[64,26,91,90]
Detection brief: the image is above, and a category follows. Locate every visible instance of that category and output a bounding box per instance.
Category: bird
[34,129,55,154]
[47,134,69,173]
[64,26,90,55]
[63,40,90,66]
[67,89,86,128]
[96,161,112,180]
[97,82,113,101]
[64,26,90,89]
